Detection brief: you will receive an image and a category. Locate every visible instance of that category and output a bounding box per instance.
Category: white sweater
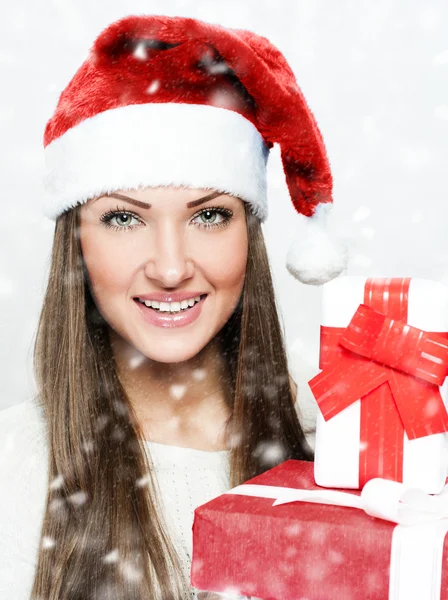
[146,440,231,598]
[0,392,317,600]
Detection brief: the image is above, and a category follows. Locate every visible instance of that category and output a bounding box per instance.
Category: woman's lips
[133,295,207,328]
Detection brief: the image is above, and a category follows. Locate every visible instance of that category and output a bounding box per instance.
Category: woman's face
[79,186,248,363]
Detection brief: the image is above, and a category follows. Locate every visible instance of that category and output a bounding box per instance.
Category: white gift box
[313,276,448,494]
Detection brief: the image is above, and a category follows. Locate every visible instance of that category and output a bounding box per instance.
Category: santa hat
[43,14,348,285]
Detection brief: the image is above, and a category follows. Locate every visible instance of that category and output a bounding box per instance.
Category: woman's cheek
[83,239,136,305]
[197,224,248,288]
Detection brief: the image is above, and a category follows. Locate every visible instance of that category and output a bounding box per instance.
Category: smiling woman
[0,12,343,600]
[79,186,249,393]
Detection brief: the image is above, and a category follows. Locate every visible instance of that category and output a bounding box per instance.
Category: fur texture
[44,14,333,219]
[43,103,269,221]
[286,203,348,284]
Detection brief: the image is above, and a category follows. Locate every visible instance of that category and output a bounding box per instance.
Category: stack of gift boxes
[191,277,448,600]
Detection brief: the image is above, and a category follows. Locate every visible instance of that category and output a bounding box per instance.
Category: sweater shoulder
[0,399,49,599]
[0,397,49,512]
[0,397,48,459]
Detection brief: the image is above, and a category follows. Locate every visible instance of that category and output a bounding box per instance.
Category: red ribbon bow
[309,278,448,486]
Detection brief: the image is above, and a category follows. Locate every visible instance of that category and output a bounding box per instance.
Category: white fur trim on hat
[286,203,348,285]
[43,103,270,221]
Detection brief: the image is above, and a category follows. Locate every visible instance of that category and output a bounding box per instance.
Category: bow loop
[340,304,448,386]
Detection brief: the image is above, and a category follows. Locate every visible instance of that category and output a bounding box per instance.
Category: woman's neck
[109,330,232,451]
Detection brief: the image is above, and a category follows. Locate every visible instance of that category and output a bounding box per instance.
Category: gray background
[0,0,447,410]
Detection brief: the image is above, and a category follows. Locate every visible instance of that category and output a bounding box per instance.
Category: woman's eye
[100,210,142,231]
[191,208,233,230]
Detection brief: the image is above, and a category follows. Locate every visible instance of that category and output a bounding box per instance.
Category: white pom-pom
[286,203,348,285]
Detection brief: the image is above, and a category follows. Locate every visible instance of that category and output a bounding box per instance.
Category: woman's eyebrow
[99,190,224,210]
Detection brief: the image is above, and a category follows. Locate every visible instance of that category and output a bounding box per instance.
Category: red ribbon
[309,278,448,486]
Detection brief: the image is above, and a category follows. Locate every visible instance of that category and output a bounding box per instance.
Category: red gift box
[191,460,448,600]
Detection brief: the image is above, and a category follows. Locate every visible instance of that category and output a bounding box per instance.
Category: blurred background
[0,0,447,410]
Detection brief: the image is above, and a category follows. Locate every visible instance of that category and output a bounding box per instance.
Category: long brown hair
[30,200,312,599]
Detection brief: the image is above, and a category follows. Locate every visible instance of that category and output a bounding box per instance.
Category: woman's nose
[143,222,195,287]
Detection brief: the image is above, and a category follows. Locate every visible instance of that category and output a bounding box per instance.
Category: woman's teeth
[137,295,203,313]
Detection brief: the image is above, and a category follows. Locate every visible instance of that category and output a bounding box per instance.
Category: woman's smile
[133,293,208,328]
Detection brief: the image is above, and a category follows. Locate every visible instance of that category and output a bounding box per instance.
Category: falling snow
[147,79,161,94]
[41,536,56,550]
[103,548,120,564]
[352,206,371,223]
[132,42,147,61]
[170,383,187,399]
[67,490,88,507]
[49,474,64,490]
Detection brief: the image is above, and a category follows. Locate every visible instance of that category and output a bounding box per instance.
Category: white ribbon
[225,478,448,525]
[225,478,448,599]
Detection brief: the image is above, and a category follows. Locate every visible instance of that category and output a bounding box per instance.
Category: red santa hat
[43,14,348,285]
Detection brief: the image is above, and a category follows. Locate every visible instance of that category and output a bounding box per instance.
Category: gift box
[309,277,448,493]
[191,459,448,600]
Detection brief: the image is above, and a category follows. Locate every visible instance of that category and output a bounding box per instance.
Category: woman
[0,14,346,600]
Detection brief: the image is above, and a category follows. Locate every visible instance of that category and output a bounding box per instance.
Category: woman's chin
[135,337,212,365]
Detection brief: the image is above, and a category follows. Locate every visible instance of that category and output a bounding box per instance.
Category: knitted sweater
[146,440,231,599]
